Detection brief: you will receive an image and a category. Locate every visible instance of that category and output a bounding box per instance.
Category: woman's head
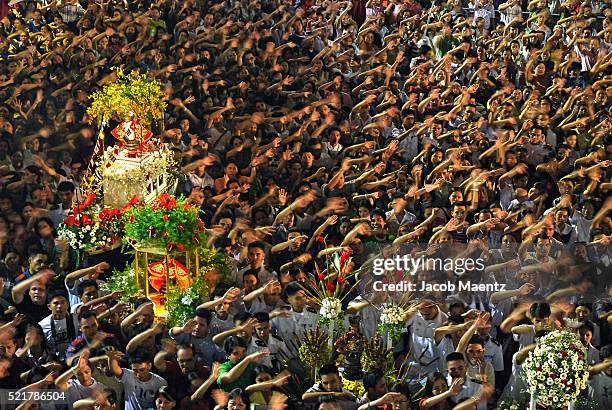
[155,386,177,410]
[226,388,249,410]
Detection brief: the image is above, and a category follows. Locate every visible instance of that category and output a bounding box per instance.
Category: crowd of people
[0,0,611,408]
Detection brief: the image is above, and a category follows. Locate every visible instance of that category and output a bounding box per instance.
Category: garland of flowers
[87,68,166,128]
[165,274,210,327]
[378,303,408,343]
[523,330,590,408]
[123,193,207,252]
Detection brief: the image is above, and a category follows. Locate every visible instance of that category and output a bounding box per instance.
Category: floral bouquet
[378,303,408,344]
[123,193,207,252]
[300,241,360,345]
[58,193,123,257]
[298,328,332,380]
[361,334,394,373]
[523,330,590,408]
[100,263,143,303]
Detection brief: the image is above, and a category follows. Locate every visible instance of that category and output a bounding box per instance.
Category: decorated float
[59,69,231,323]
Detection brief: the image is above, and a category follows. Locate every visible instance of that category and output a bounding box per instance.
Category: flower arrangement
[58,193,123,254]
[87,68,166,128]
[523,330,590,408]
[361,334,394,373]
[378,303,408,343]
[165,274,209,327]
[343,379,365,398]
[123,193,207,252]
[300,240,360,338]
[298,328,332,379]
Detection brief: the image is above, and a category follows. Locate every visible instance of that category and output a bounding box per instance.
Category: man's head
[79,310,99,339]
[284,282,307,311]
[224,336,248,364]
[529,302,551,330]
[446,352,467,379]
[234,312,254,342]
[578,323,594,347]
[319,364,342,392]
[128,348,153,382]
[176,344,197,374]
[57,181,75,208]
[29,278,48,305]
[466,336,486,362]
[77,279,99,303]
[28,252,48,275]
[47,291,69,320]
[363,369,387,398]
[193,308,212,338]
[247,242,266,269]
[253,312,271,341]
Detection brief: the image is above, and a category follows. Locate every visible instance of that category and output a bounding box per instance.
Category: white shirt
[66,378,107,409]
[119,369,167,410]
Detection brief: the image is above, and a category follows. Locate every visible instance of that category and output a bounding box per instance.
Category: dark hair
[78,309,98,321]
[248,241,266,252]
[319,364,340,377]
[363,369,385,391]
[530,302,551,319]
[46,290,68,304]
[424,372,448,397]
[195,308,212,324]
[446,352,465,362]
[468,336,485,348]
[57,181,75,192]
[77,279,99,297]
[128,347,152,365]
[155,386,177,403]
[227,388,250,407]
[283,281,302,299]
[234,311,253,324]
[224,336,248,355]
[253,312,270,323]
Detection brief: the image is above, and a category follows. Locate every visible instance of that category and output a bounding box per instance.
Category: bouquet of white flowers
[378,303,407,342]
[320,297,342,321]
[523,330,589,408]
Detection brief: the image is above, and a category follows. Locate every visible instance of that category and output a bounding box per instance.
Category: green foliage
[123,194,207,251]
[166,274,209,327]
[87,68,166,127]
[100,262,143,303]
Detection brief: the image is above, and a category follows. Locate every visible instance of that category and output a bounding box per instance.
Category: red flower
[177,244,184,252]
[130,216,135,223]
[326,282,335,293]
[166,243,174,252]
[337,276,345,285]
[81,215,93,225]
[340,251,350,269]
[162,214,170,221]
[65,215,79,227]
[560,351,568,358]
[316,236,325,244]
[318,274,325,281]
